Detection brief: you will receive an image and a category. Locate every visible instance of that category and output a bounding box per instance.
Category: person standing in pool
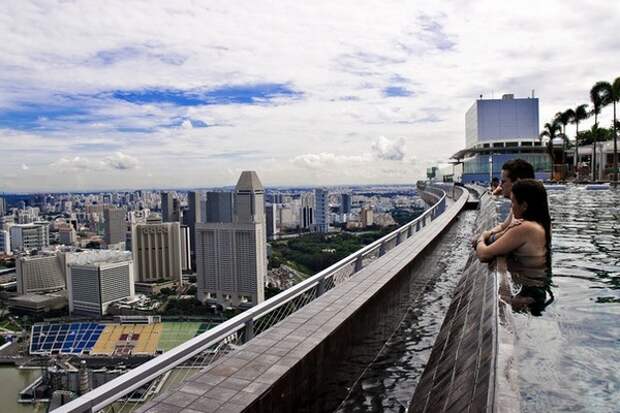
[475,179,551,263]
[475,159,535,246]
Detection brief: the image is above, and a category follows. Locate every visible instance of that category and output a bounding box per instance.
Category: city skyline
[1,1,619,191]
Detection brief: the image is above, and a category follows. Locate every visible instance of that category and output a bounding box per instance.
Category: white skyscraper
[314,188,329,233]
[9,222,50,251]
[131,222,182,283]
[196,171,267,308]
[67,250,134,317]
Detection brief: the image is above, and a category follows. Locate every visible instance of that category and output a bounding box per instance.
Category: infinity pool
[513,185,619,412]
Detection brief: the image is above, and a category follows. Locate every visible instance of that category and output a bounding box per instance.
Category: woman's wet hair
[511,179,552,258]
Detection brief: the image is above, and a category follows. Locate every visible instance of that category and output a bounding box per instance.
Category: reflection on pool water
[511,185,619,412]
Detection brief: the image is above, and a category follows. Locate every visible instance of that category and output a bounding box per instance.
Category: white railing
[52,186,450,413]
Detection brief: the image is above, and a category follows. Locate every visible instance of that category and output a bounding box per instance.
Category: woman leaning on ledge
[476,179,551,263]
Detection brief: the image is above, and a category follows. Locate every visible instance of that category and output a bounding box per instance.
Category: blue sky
[0,0,619,191]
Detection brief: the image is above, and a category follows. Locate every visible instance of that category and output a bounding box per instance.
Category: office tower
[16,253,66,295]
[172,198,182,222]
[0,196,6,216]
[161,192,174,222]
[1,214,15,230]
[196,171,267,308]
[300,192,314,230]
[132,222,182,283]
[341,193,352,214]
[205,192,234,223]
[186,191,202,254]
[58,226,77,246]
[103,208,126,247]
[9,222,50,251]
[265,204,279,240]
[361,207,374,227]
[67,250,134,317]
[314,188,329,233]
[180,224,191,271]
[0,230,9,255]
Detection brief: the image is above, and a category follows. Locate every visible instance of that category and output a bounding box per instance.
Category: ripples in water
[514,185,620,412]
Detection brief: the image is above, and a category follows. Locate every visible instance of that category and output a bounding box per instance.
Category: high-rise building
[9,222,50,251]
[314,188,329,233]
[180,224,191,272]
[103,208,126,247]
[361,207,374,227]
[67,250,134,317]
[132,222,182,283]
[172,198,182,222]
[341,193,352,214]
[161,192,174,222]
[205,192,234,223]
[0,197,6,216]
[58,226,77,246]
[0,230,10,255]
[196,171,267,308]
[186,191,202,254]
[300,192,314,230]
[265,204,279,240]
[454,93,550,183]
[16,253,66,295]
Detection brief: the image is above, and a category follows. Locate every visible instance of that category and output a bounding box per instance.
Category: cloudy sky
[1,0,619,192]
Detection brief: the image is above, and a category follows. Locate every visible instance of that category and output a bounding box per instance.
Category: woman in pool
[476,179,551,263]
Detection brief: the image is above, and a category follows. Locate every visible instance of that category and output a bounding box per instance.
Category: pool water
[513,185,620,412]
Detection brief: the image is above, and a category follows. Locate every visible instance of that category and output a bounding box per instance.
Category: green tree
[590,82,609,180]
[568,104,590,174]
[540,120,563,166]
[594,77,620,181]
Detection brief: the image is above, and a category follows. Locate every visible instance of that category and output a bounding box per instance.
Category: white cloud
[371,136,406,161]
[1,1,619,190]
[103,152,139,170]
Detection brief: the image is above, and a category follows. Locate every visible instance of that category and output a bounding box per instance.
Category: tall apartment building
[196,171,267,308]
[186,191,202,254]
[265,204,279,240]
[180,224,191,272]
[9,222,50,251]
[58,226,77,246]
[341,193,352,214]
[300,192,314,230]
[103,208,126,248]
[0,230,10,255]
[205,192,234,223]
[67,250,134,317]
[0,197,6,216]
[16,253,66,295]
[161,192,174,222]
[131,222,182,283]
[314,188,329,233]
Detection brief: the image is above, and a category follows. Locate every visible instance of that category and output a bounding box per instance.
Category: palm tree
[590,82,608,181]
[554,109,573,167]
[594,77,620,182]
[568,104,589,179]
[540,121,563,179]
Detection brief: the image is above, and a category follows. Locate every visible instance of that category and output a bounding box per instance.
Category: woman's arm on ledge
[475,224,526,262]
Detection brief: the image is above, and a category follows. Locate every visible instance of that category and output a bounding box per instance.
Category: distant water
[0,367,44,413]
[514,185,620,412]
[334,210,478,412]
